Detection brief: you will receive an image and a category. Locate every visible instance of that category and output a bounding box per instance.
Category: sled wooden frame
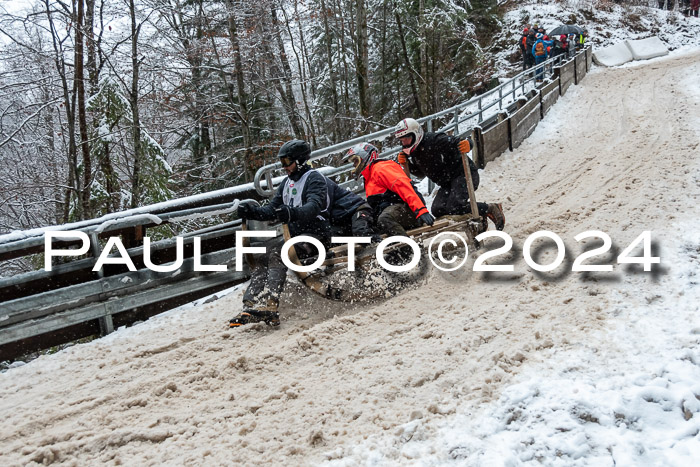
[281,214,486,302]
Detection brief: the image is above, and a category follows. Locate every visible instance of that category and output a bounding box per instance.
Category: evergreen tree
[87,76,172,217]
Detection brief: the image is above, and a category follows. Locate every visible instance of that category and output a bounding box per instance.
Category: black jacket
[325,177,365,225]
[406,132,478,188]
[247,166,331,241]
[519,34,527,53]
[526,33,536,56]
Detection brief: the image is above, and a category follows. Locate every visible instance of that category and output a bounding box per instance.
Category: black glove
[237,203,253,220]
[274,205,295,224]
[417,212,435,227]
[370,234,383,244]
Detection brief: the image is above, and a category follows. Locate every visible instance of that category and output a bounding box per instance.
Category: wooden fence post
[552,66,563,96]
[473,127,485,169]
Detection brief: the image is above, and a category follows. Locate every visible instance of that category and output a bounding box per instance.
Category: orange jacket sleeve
[376,162,428,218]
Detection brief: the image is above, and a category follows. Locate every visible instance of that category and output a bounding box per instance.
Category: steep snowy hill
[493,1,700,77]
[1,44,698,465]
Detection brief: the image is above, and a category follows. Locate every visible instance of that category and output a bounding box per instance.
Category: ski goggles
[347,154,362,168]
[279,156,295,167]
[346,154,366,179]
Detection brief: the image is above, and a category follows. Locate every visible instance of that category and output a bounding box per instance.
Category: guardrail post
[478,97,483,122]
[586,47,591,71]
[498,86,503,110]
[497,111,512,152]
[89,232,114,336]
[552,65,562,96]
[473,127,485,169]
[123,225,144,249]
[540,86,545,120]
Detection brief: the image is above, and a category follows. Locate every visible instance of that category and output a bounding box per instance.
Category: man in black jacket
[525,29,537,69]
[324,176,377,239]
[232,139,331,328]
[231,140,379,328]
[519,28,529,71]
[394,118,505,230]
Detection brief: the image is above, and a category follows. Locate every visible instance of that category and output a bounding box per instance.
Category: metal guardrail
[0,48,590,360]
[253,52,569,197]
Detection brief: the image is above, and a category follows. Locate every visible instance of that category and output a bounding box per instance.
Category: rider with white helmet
[394,118,505,230]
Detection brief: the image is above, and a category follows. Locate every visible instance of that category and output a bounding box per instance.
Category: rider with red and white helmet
[344,142,434,237]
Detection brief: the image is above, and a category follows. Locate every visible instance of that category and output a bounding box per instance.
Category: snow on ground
[495,1,700,77]
[1,46,699,467]
[321,47,700,466]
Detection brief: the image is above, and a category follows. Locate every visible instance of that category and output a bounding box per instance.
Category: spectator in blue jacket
[532,33,553,82]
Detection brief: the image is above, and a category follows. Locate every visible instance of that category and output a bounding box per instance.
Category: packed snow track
[1,50,699,466]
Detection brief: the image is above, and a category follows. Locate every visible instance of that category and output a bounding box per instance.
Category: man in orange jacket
[344,143,434,237]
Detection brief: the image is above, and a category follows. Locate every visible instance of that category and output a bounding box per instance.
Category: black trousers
[525,52,535,69]
[243,243,287,310]
[431,175,489,218]
[242,239,323,311]
[376,204,420,237]
[330,203,375,237]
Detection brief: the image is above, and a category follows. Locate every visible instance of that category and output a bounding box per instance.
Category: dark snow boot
[486,203,505,231]
[229,308,280,328]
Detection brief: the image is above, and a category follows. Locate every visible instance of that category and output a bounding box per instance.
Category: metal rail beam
[0,270,248,346]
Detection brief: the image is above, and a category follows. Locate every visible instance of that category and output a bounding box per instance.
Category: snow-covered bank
[1,48,699,467]
[322,47,700,465]
[326,218,700,465]
[495,1,700,76]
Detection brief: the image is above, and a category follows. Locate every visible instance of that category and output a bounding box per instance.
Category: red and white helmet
[393,118,424,154]
[344,143,379,179]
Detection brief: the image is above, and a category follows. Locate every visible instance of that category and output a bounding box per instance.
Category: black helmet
[278,139,311,167]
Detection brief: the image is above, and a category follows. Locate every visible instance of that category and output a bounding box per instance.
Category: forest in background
[0,0,503,234]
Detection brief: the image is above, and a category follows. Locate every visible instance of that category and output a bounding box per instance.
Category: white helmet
[393,118,423,154]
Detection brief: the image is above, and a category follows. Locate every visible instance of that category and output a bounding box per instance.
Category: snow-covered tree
[87,75,172,216]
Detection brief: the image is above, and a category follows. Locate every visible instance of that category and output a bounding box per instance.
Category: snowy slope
[1,46,698,465]
[494,1,700,77]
